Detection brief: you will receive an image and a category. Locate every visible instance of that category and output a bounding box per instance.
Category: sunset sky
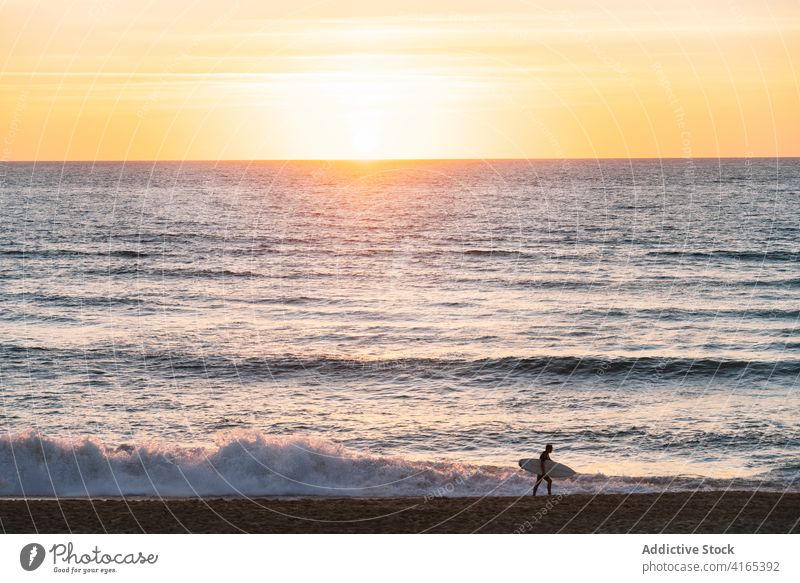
[1,0,798,160]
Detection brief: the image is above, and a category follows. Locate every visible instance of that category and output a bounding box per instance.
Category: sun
[350,124,380,159]
[270,67,457,160]
[347,101,382,159]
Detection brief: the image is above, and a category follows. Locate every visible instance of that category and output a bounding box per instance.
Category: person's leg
[533,475,543,495]
[546,477,552,496]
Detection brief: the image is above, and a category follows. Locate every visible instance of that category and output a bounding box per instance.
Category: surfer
[532,444,554,496]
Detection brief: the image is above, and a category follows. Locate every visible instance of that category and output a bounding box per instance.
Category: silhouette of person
[532,444,554,496]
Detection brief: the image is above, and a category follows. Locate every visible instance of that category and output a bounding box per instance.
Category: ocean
[1,158,798,497]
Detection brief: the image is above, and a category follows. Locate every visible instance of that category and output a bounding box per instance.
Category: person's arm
[540,457,546,475]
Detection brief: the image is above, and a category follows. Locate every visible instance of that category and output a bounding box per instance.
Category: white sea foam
[0,432,792,498]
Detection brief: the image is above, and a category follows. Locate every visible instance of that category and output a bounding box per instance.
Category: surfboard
[518,458,577,478]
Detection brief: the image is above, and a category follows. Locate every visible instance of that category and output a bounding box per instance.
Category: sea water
[0,159,797,496]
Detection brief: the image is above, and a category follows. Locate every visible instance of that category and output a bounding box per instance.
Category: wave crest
[0,431,519,497]
[0,432,792,498]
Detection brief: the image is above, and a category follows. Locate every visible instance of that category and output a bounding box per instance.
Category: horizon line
[3,156,799,164]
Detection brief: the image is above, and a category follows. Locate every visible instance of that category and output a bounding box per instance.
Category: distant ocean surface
[1,159,798,497]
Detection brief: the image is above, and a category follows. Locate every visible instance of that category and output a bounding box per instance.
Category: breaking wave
[0,432,792,498]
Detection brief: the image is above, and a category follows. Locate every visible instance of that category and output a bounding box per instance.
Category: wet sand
[1,491,797,534]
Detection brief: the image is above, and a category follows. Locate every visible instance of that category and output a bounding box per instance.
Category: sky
[1,0,798,160]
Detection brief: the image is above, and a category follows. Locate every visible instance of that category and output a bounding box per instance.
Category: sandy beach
[1,491,797,534]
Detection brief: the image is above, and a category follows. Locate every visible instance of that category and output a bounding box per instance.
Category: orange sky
[1,0,798,160]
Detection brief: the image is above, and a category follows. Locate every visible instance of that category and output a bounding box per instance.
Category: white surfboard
[518,458,577,478]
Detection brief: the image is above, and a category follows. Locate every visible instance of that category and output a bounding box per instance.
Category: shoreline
[1,491,797,533]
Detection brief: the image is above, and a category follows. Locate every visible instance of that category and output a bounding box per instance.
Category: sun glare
[351,125,379,159]
[348,103,381,159]
[268,67,461,160]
